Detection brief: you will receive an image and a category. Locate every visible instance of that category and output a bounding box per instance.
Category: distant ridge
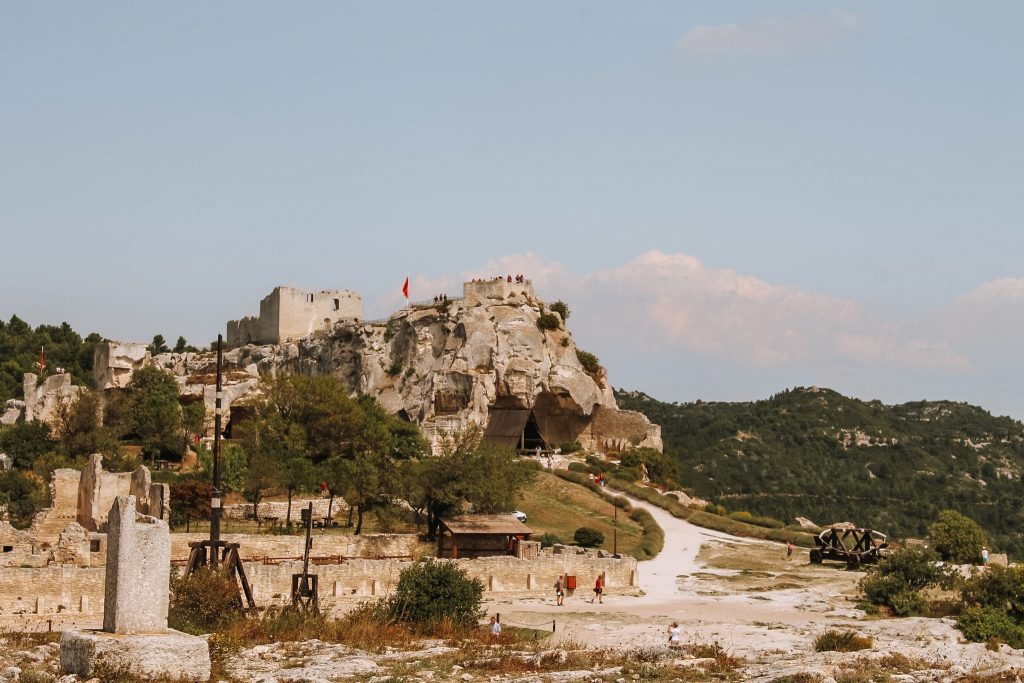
[615,386,1024,558]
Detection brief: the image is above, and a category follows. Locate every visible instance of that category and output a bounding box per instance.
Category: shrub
[538,532,564,548]
[169,567,243,635]
[584,454,605,468]
[567,462,590,474]
[386,559,483,629]
[958,605,1024,649]
[814,630,873,652]
[559,441,582,454]
[573,527,605,547]
[929,509,988,564]
[860,547,951,616]
[575,349,601,375]
[727,510,785,529]
[956,564,1024,647]
[549,300,570,321]
[536,313,561,331]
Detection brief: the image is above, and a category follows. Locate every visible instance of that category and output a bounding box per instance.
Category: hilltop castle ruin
[226,286,362,345]
[86,280,662,454]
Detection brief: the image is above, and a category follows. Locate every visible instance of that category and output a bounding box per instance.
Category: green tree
[181,402,206,451]
[243,447,280,523]
[930,509,988,563]
[126,366,183,464]
[173,336,198,354]
[0,469,48,528]
[405,424,535,539]
[279,453,316,527]
[0,421,55,469]
[148,335,169,354]
[52,390,124,463]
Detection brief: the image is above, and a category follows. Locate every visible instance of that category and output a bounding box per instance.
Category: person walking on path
[786,541,794,561]
[593,575,604,604]
[668,622,681,646]
[554,577,564,606]
[982,547,990,566]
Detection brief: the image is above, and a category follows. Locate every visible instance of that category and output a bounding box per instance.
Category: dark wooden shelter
[483,408,549,451]
[437,515,533,559]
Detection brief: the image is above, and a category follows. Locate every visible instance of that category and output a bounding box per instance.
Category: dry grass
[0,630,61,648]
[516,471,644,555]
[814,630,873,652]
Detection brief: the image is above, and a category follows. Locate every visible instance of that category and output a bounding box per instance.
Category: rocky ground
[3,495,1024,682]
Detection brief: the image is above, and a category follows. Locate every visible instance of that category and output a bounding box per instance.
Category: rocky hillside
[86,283,661,453]
[615,386,1024,557]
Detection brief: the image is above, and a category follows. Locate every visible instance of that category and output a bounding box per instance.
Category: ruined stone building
[226,286,362,346]
[0,454,169,570]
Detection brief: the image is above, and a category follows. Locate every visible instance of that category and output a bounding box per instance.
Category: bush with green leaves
[549,301,570,321]
[860,547,952,616]
[573,526,605,548]
[0,469,48,528]
[958,605,1024,649]
[929,509,988,564]
[538,532,565,548]
[575,349,601,375]
[956,564,1024,647]
[536,312,561,331]
[386,559,483,629]
[169,567,243,635]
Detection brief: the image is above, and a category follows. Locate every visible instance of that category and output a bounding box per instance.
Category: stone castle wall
[228,287,362,346]
[0,553,638,616]
[463,279,536,307]
[169,532,423,561]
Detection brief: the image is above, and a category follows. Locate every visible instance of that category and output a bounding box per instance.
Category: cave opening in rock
[483,408,549,452]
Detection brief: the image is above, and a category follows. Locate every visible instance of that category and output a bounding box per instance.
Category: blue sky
[2,3,1022,417]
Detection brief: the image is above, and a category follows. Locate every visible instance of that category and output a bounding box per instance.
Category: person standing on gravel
[593,575,604,604]
[554,577,565,606]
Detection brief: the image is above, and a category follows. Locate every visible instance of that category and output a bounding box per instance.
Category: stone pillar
[103,496,170,634]
[371,579,382,596]
[526,573,535,590]
[36,597,45,614]
[80,596,89,613]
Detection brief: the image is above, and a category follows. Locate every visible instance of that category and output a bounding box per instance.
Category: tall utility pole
[183,334,255,609]
[613,503,618,556]
[209,334,224,565]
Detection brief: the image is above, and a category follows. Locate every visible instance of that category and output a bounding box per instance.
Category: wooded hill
[615,387,1024,558]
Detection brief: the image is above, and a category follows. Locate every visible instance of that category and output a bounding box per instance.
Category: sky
[1,3,1022,418]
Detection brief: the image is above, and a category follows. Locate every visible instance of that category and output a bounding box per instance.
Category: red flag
[402,276,409,300]
[39,346,45,373]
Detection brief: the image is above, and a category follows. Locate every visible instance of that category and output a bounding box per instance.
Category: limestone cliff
[94,281,662,453]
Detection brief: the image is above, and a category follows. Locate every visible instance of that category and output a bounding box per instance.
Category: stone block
[60,629,210,682]
[103,496,170,634]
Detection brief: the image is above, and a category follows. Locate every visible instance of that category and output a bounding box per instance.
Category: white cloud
[677,11,861,59]
[405,250,971,374]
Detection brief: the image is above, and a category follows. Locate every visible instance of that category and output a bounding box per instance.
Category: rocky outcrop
[4,373,85,426]
[93,281,662,454]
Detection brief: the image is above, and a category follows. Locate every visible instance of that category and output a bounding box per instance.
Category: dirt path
[487,490,1024,678]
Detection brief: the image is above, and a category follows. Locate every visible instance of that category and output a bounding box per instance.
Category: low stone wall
[0,566,104,616]
[0,553,638,617]
[169,532,423,561]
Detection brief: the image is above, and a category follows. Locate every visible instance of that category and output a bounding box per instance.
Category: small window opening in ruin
[89,540,101,553]
[1,545,12,553]
[333,298,340,311]
[307,293,314,303]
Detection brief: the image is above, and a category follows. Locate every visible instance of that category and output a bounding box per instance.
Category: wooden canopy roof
[439,515,533,536]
